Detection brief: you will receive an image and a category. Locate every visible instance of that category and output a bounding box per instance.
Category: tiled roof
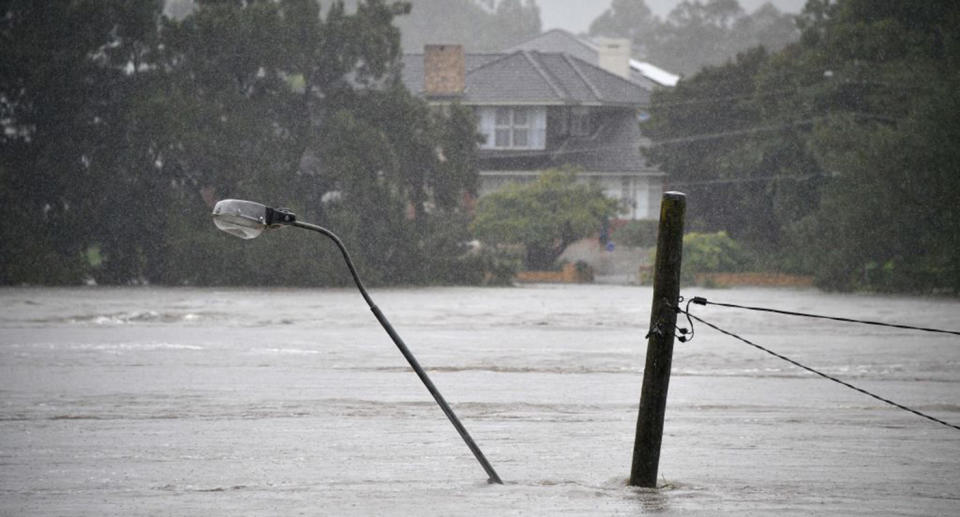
[401,50,650,106]
[507,29,600,63]
[400,53,501,98]
[506,29,680,88]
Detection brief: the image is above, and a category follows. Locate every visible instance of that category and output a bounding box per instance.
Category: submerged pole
[630,191,686,487]
[292,221,502,484]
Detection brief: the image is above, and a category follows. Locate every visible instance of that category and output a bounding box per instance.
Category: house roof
[400,53,501,99]
[478,109,661,174]
[507,28,600,63]
[401,50,650,106]
[506,29,680,88]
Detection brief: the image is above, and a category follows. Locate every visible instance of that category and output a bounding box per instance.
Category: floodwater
[1,285,958,515]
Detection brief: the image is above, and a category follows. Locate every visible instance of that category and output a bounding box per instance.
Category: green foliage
[612,220,659,247]
[589,0,657,48]
[778,0,960,293]
[397,0,541,52]
[589,0,799,76]
[0,0,168,284]
[644,46,824,258]
[681,231,751,282]
[471,169,618,269]
[643,0,960,294]
[0,0,483,287]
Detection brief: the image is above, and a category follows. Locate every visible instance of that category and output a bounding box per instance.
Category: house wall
[546,107,567,147]
[594,174,659,220]
[477,170,662,220]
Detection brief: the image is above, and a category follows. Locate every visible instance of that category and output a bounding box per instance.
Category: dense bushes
[679,231,752,283]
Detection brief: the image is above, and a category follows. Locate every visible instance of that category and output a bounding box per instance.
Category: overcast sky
[537,0,808,34]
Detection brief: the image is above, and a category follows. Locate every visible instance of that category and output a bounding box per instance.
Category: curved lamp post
[212,199,502,484]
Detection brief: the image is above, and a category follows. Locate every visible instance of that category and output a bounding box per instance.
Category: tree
[157,0,482,287]
[643,46,823,259]
[588,0,799,76]
[653,0,798,75]
[471,169,617,269]
[588,0,659,57]
[396,0,542,52]
[493,0,541,47]
[1,0,485,286]
[644,0,960,293]
[0,0,167,284]
[780,0,960,292]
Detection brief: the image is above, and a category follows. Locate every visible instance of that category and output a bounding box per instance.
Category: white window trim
[478,107,546,150]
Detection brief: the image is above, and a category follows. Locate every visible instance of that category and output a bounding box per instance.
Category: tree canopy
[396,0,541,52]
[643,0,960,293]
[471,170,617,270]
[0,0,484,286]
[589,0,799,76]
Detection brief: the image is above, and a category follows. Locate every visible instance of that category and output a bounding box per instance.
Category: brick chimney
[424,44,464,96]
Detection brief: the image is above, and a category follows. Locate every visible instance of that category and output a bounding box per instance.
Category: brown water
[1,285,958,515]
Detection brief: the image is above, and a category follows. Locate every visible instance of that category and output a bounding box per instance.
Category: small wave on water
[155,484,249,493]
[70,342,206,351]
[336,364,641,375]
[247,347,322,355]
[7,342,206,352]
[35,311,218,325]
[327,363,960,385]
[508,476,705,514]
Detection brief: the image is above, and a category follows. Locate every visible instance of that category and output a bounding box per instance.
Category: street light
[211,199,503,484]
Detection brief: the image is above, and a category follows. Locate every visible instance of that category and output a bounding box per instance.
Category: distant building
[402,41,666,219]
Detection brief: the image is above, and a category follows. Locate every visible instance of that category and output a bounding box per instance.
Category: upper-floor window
[478,107,546,150]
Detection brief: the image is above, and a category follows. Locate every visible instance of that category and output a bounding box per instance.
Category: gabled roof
[401,50,649,107]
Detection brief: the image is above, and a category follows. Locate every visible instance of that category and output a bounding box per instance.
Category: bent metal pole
[292,220,503,485]
[630,191,685,487]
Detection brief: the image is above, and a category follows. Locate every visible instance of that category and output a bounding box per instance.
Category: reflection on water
[1,285,959,515]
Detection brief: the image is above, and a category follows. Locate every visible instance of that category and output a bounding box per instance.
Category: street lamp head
[211,199,295,239]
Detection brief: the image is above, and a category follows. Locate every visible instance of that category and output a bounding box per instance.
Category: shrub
[612,220,659,247]
[681,231,751,282]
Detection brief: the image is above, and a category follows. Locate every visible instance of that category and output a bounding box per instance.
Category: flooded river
[1,285,958,515]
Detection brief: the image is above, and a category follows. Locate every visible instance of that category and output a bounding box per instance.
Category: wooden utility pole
[630,191,686,487]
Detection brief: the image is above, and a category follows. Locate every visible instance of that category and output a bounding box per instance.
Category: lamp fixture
[212,199,502,484]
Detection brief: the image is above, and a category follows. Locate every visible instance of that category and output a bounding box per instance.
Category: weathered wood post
[630,191,685,488]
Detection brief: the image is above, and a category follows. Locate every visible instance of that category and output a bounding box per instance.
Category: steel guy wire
[675,299,960,432]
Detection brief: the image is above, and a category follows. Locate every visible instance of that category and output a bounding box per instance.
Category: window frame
[478,106,546,150]
[494,107,530,149]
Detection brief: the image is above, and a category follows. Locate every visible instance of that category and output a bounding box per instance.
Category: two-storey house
[401,44,665,220]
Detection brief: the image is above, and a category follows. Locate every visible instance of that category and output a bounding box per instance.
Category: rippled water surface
[2,285,959,515]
